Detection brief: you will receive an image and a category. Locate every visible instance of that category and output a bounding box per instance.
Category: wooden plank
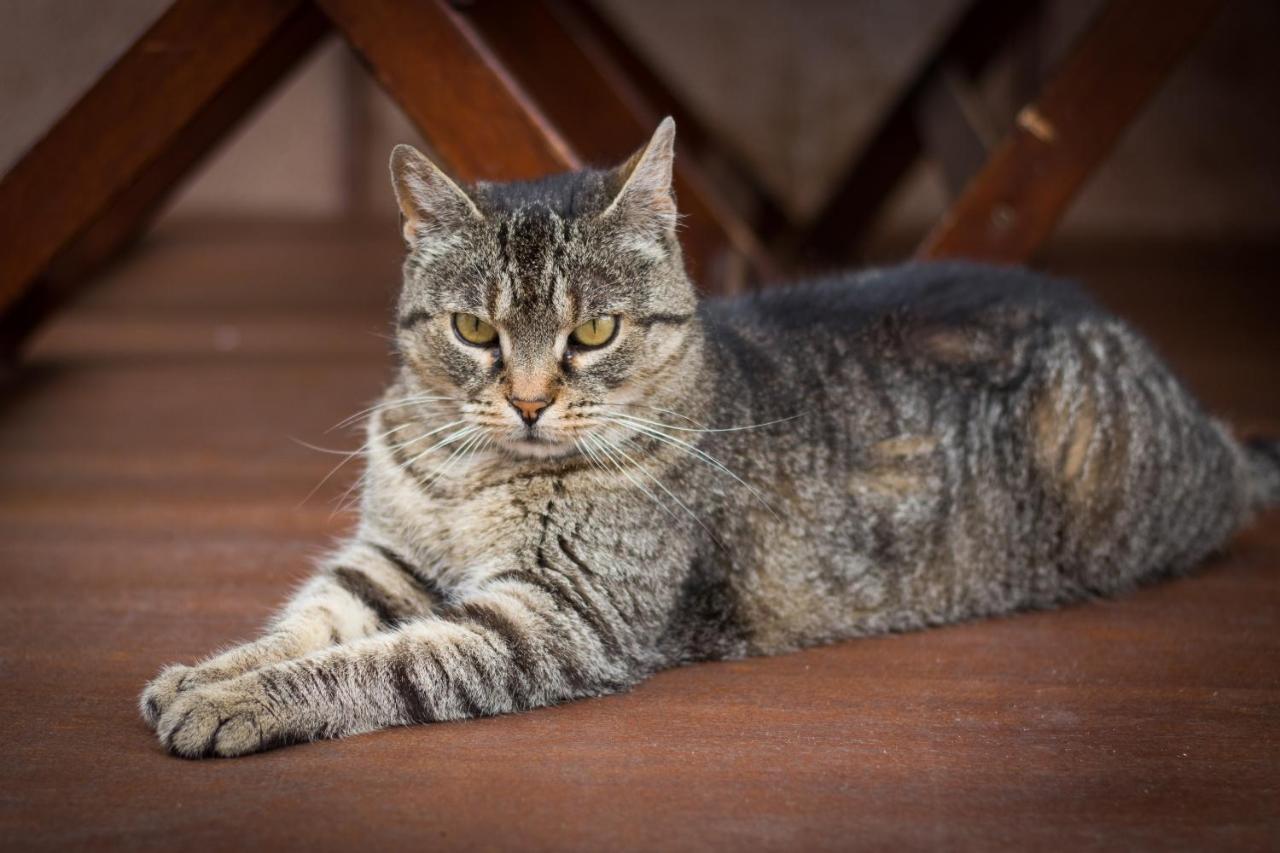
[800,0,1040,263]
[918,0,1223,262]
[0,0,321,325]
[457,0,776,291]
[0,4,328,357]
[318,0,579,182]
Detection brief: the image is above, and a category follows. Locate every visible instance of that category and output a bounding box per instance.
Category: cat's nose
[509,396,551,425]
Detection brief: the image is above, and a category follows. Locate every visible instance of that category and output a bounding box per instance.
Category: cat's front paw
[139,663,199,729]
[156,681,288,759]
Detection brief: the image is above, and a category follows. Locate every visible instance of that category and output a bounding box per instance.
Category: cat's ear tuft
[603,117,678,236]
[389,144,481,246]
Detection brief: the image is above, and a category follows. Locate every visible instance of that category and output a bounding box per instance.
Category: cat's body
[141,120,1279,757]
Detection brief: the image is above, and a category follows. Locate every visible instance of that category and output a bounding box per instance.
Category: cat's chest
[380,462,572,569]
[436,478,558,553]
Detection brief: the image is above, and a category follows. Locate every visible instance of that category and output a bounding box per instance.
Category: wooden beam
[918,0,1222,263]
[455,0,655,164]
[457,0,777,291]
[0,0,323,325]
[1,4,329,356]
[318,0,579,182]
[799,0,1040,263]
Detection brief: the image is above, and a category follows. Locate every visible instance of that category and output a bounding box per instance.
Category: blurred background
[4,0,1278,252]
[3,0,1276,422]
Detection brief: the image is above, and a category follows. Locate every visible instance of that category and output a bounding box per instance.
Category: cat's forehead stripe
[500,205,569,318]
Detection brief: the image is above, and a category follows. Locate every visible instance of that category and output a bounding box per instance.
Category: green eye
[570,316,618,348]
[453,313,498,346]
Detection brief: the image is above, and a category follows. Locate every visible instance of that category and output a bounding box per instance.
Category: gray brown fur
[140,119,1279,757]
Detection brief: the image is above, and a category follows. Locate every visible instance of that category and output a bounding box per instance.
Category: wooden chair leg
[0,0,328,354]
[318,0,578,182]
[796,0,1041,264]
[456,0,778,291]
[918,0,1222,263]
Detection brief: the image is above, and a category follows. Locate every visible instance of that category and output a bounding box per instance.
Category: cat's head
[388,119,702,461]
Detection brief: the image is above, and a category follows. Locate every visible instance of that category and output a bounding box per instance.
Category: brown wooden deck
[1,221,1277,850]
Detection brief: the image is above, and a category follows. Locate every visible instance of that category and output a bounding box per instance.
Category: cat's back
[701,261,1099,345]
[697,261,1104,430]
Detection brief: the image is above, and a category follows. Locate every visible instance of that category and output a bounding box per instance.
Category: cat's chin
[499,434,578,461]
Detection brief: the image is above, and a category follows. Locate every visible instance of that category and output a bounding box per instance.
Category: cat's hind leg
[1026,320,1253,596]
[140,540,442,728]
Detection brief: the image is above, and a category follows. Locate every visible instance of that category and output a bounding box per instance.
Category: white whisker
[583,433,688,532]
[384,419,468,454]
[296,421,417,508]
[330,393,459,432]
[575,437,606,474]
[606,402,706,428]
[601,417,780,519]
[423,429,487,488]
[402,425,480,470]
[596,429,722,545]
[603,410,803,434]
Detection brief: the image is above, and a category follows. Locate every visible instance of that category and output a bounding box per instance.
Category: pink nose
[509,397,551,424]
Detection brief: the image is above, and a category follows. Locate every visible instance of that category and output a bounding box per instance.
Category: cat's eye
[453,313,498,347]
[569,316,618,349]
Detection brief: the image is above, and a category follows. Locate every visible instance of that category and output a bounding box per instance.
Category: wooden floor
[2,221,1278,850]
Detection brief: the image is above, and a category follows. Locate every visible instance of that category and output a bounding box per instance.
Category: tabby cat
[140,119,1280,758]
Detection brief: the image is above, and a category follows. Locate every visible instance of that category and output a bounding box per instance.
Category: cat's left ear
[602,117,678,238]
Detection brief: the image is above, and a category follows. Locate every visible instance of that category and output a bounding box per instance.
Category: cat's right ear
[389,144,482,246]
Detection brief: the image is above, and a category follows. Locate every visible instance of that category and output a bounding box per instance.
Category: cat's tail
[1244,436,1280,509]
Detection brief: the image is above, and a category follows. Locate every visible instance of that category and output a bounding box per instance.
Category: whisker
[602,417,780,519]
[601,402,705,428]
[583,433,688,532]
[296,421,416,508]
[596,429,723,547]
[329,417,449,516]
[402,424,480,470]
[329,393,459,432]
[332,469,368,518]
[576,434,612,474]
[423,429,487,488]
[290,438,364,457]
[574,437,604,474]
[603,410,804,434]
[383,419,468,454]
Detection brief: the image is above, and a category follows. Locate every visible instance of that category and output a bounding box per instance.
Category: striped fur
[141,121,1279,757]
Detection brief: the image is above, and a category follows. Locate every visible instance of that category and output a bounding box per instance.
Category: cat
[140,118,1280,758]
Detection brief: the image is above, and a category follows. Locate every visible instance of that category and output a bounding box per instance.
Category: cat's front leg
[140,540,442,728]
[156,574,642,758]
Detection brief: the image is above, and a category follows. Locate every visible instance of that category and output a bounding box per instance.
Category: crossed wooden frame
[0,0,1220,356]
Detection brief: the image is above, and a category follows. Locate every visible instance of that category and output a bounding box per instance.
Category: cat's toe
[139,664,196,729]
[157,685,282,759]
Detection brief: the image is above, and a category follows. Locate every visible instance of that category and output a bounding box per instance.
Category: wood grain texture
[1,222,1277,849]
[918,0,1223,262]
[319,0,580,182]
